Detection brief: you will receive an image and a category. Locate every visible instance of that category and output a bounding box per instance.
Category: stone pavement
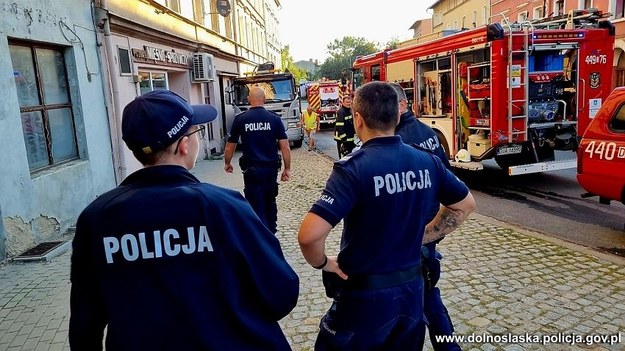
[0,147,624,351]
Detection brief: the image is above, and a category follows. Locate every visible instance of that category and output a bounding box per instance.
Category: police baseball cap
[122,90,218,154]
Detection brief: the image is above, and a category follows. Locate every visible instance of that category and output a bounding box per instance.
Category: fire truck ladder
[503,19,531,147]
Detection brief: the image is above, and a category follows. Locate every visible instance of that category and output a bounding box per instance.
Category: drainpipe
[94,0,126,183]
[0,206,5,261]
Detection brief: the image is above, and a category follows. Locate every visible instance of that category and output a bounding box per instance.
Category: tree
[317,36,379,80]
[280,45,307,83]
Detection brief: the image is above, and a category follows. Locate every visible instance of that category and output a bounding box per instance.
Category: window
[533,6,544,19]
[483,5,488,24]
[554,0,564,16]
[9,42,79,171]
[472,10,477,27]
[371,65,381,81]
[583,0,592,9]
[616,0,625,19]
[518,11,529,23]
[166,0,180,13]
[138,71,169,95]
[611,104,625,131]
[118,47,132,75]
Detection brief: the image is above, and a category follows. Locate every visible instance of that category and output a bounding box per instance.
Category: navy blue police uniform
[396,109,461,351]
[70,166,299,350]
[70,90,298,350]
[228,106,288,233]
[309,136,469,350]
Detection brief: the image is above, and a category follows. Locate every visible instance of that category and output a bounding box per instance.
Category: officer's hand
[281,168,291,181]
[324,256,348,280]
[224,163,233,173]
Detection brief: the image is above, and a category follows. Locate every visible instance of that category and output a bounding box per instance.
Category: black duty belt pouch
[322,271,344,299]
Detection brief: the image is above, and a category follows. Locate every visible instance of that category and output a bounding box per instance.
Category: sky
[278,1,433,63]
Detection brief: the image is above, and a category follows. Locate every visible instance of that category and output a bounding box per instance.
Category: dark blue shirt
[228,106,288,163]
[70,165,299,351]
[309,136,469,276]
[396,110,452,222]
[396,110,450,169]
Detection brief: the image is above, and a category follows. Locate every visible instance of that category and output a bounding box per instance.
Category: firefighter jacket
[334,106,355,142]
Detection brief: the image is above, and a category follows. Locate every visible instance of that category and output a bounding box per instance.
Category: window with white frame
[9,41,79,171]
[554,0,564,16]
[138,71,169,95]
[533,6,544,19]
[583,0,592,9]
[518,11,529,23]
[483,5,488,24]
[472,10,477,27]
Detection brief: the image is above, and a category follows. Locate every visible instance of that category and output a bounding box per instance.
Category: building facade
[0,0,284,260]
[0,0,117,259]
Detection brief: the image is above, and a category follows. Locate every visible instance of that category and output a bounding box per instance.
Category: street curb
[471,212,625,266]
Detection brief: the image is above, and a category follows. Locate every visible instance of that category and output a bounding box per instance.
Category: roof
[427,0,441,10]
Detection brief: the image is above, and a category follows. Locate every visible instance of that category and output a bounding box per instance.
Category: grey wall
[0,0,116,258]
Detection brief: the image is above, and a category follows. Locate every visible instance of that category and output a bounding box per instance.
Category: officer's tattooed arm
[423,192,476,244]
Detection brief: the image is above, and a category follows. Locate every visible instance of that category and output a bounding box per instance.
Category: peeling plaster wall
[0,0,116,259]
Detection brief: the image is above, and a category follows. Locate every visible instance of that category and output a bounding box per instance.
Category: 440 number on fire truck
[583,140,625,160]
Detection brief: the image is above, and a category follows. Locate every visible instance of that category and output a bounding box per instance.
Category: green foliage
[280,36,380,82]
[384,37,401,50]
[280,45,308,82]
[317,36,379,80]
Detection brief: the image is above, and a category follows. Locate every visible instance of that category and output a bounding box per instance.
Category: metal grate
[14,241,66,261]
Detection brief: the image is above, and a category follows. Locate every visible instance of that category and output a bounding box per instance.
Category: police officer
[298,81,476,350]
[334,95,356,157]
[224,86,291,234]
[69,90,299,350]
[390,82,461,351]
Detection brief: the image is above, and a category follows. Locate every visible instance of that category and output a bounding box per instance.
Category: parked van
[577,87,625,204]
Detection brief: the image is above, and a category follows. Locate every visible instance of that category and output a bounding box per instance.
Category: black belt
[323,264,421,296]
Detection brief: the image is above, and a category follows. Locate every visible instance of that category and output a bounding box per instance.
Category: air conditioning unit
[192,53,215,82]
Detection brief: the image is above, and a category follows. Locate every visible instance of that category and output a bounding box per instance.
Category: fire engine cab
[577,87,625,205]
[353,9,615,175]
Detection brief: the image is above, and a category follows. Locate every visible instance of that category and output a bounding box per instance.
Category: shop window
[9,42,79,171]
[138,71,169,95]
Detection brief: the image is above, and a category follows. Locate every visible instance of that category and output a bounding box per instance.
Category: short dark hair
[388,82,407,101]
[352,81,398,131]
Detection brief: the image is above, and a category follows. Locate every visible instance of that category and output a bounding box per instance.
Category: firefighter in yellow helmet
[334,95,356,157]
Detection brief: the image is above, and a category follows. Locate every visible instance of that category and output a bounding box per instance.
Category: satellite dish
[217,0,231,17]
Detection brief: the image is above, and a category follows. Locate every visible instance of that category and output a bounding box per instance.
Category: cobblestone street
[0,147,623,350]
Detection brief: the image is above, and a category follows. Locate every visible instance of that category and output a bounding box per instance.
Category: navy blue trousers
[242,166,279,233]
[418,243,461,351]
[315,278,425,351]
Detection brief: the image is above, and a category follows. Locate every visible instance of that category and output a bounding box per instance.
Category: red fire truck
[307,80,351,125]
[353,9,615,175]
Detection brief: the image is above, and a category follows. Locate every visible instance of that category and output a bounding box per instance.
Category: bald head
[249,86,266,107]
